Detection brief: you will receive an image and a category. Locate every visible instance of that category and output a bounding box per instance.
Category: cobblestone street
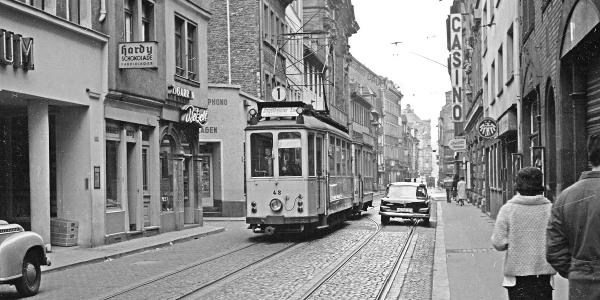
[0,198,438,300]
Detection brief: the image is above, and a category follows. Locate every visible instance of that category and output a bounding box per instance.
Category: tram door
[316,134,326,214]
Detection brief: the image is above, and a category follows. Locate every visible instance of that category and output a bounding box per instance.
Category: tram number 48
[273,190,282,195]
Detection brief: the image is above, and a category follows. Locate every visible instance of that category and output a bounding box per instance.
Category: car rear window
[386,186,416,198]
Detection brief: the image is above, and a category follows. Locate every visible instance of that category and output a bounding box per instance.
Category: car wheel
[15,252,41,297]
[381,216,390,225]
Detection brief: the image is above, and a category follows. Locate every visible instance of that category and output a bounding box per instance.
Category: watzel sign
[180,104,208,127]
[0,29,34,70]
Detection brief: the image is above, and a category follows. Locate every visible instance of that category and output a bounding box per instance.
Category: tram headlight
[269,198,283,212]
[249,108,257,117]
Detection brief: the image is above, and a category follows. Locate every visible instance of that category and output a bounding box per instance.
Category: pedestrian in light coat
[547,135,600,299]
[492,167,557,299]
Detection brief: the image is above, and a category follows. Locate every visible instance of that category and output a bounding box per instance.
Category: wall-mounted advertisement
[118,41,158,69]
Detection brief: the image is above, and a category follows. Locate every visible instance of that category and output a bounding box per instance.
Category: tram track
[300,217,418,300]
[99,241,299,300]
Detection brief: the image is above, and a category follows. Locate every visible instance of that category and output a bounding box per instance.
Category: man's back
[552,171,600,262]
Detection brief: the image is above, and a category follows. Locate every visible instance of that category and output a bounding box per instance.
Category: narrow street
[0,195,437,300]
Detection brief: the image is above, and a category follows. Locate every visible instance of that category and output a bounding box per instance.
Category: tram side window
[278,132,302,176]
[336,138,341,175]
[316,136,323,176]
[329,137,335,174]
[251,133,273,177]
[308,133,315,176]
[341,141,347,176]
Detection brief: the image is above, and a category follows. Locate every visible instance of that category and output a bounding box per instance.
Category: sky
[349,0,454,146]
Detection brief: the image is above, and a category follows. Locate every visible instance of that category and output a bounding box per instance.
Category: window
[522,0,535,40]
[187,23,197,80]
[124,0,134,42]
[335,138,341,175]
[482,3,488,55]
[316,136,323,175]
[278,132,302,177]
[175,17,184,76]
[308,133,315,176]
[106,141,120,208]
[329,137,336,174]
[491,61,496,103]
[22,0,44,9]
[507,26,514,80]
[174,15,197,81]
[497,46,503,95]
[250,133,274,177]
[141,1,154,41]
[142,147,148,191]
[484,75,489,102]
[56,0,80,23]
[263,5,270,40]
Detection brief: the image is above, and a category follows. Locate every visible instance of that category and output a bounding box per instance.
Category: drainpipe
[99,0,107,23]
[226,0,232,84]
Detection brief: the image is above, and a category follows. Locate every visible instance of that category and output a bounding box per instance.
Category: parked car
[0,220,51,297]
[379,182,431,226]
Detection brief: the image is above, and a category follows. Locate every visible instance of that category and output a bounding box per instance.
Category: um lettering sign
[0,29,34,70]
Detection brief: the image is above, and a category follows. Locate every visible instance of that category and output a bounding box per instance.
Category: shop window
[278,132,302,177]
[106,140,120,209]
[250,132,273,177]
[308,133,315,176]
[160,137,174,211]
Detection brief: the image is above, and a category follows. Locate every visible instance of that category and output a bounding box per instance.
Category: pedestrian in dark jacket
[492,167,556,299]
[547,135,600,299]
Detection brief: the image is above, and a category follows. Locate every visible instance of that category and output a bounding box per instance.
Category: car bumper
[379,211,430,218]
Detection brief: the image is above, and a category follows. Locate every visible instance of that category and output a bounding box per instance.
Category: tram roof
[245,115,351,139]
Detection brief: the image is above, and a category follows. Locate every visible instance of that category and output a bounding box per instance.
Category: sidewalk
[42,224,225,273]
[431,189,568,300]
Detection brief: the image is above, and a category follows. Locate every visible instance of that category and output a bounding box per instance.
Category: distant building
[402,105,433,180]
[438,91,456,184]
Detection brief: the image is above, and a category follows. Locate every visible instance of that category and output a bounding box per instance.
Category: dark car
[379,182,431,225]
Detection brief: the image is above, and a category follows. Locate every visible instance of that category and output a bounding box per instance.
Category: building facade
[437,91,456,184]
[0,0,108,247]
[402,104,433,180]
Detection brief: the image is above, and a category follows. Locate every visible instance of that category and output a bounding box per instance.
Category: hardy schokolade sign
[118,42,158,69]
[0,29,34,70]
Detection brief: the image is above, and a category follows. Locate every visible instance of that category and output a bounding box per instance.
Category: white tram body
[245,102,371,234]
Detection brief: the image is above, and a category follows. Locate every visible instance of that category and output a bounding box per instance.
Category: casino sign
[477,117,498,139]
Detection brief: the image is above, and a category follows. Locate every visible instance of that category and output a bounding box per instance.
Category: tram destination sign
[261,107,299,118]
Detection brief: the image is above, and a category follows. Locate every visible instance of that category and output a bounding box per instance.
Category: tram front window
[278,132,302,176]
[251,132,273,177]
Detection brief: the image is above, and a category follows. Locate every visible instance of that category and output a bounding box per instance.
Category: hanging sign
[449,13,463,122]
[449,138,467,151]
[118,42,158,69]
[477,117,498,138]
[180,104,208,126]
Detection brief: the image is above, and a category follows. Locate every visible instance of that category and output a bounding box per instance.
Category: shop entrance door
[200,155,213,207]
[183,157,194,224]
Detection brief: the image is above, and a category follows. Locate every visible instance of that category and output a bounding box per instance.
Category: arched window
[561,0,600,57]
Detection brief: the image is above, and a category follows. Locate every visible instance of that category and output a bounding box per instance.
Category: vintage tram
[245,102,373,235]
